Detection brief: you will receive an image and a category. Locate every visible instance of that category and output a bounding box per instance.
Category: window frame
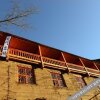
[74,75,86,89]
[50,71,66,87]
[17,65,34,84]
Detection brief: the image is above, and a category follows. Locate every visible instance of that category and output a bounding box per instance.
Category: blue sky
[0,0,100,59]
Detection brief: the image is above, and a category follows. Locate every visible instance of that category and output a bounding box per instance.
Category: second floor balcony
[8,48,41,64]
[42,56,67,70]
[0,47,99,77]
[0,32,99,77]
[67,63,86,74]
[8,48,67,70]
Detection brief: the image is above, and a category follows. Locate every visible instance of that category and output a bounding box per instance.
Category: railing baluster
[86,68,100,75]
[8,48,41,62]
[42,56,66,68]
[67,63,100,76]
[66,63,86,73]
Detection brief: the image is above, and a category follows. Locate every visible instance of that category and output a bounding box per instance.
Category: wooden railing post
[79,58,90,76]
[61,52,69,72]
[39,45,44,68]
[93,62,100,71]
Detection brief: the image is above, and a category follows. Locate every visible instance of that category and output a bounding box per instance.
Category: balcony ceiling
[63,52,82,65]
[81,58,97,69]
[9,37,39,54]
[40,45,63,60]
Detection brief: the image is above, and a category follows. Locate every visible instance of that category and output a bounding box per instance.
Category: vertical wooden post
[61,52,70,72]
[39,45,44,68]
[79,58,90,76]
[93,62,100,71]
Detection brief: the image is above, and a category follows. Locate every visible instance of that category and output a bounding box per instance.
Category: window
[75,75,86,88]
[50,72,65,87]
[18,65,34,84]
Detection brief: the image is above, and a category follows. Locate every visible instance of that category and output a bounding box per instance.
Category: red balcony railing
[8,48,41,63]
[42,56,67,69]
[0,45,2,56]
[67,63,86,73]
[86,67,100,76]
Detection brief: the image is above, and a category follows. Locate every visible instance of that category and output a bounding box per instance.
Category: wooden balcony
[8,48,41,64]
[42,57,67,70]
[67,63,86,74]
[86,67,100,77]
[0,45,2,56]
[2,48,100,77]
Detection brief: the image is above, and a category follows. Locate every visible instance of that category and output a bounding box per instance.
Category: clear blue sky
[0,0,100,59]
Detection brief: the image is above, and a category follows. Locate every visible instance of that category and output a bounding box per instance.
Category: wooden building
[0,31,100,100]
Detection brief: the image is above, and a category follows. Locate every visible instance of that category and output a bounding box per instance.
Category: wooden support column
[79,58,90,76]
[61,52,70,72]
[39,45,44,68]
[93,62,100,71]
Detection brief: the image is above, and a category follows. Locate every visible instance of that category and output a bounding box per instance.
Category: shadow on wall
[35,97,46,100]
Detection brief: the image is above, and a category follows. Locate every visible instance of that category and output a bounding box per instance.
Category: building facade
[0,31,100,100]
